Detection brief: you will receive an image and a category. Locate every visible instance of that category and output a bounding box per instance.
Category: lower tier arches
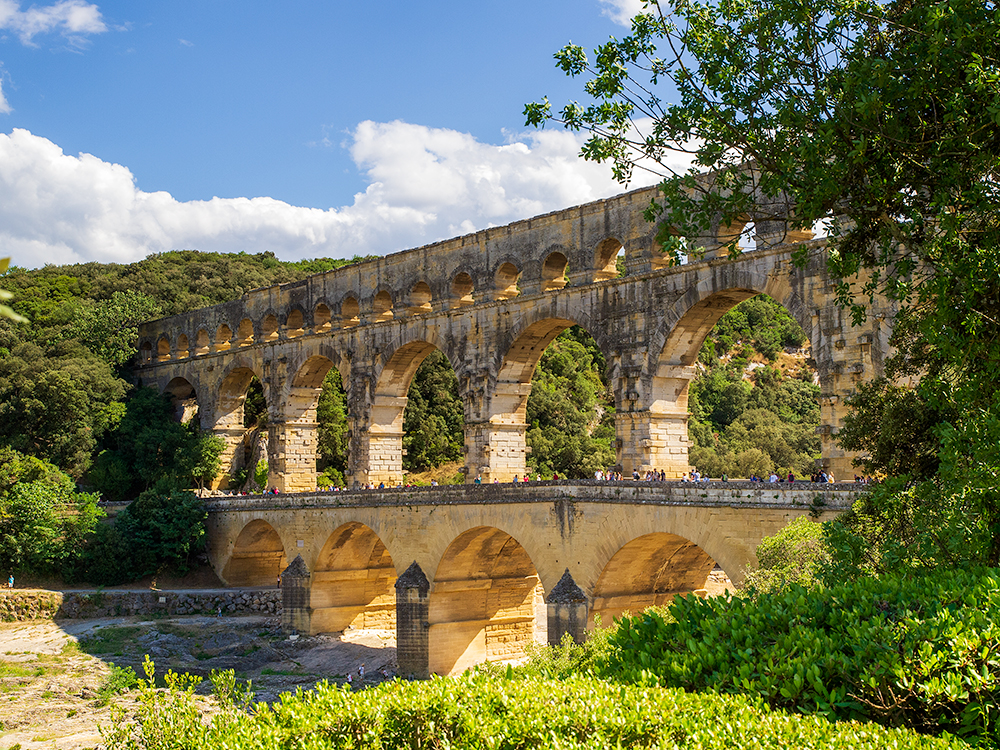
[310,522,397,633]
[428,526,546,675]
[589,532,716,627]
[221,519,287,586]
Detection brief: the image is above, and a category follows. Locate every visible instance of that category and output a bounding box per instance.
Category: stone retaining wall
[0,589,281,622]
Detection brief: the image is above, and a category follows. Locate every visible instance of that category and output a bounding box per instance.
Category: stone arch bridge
[134,184,884,675]
[135,184,893,490]
[206,481,858,677]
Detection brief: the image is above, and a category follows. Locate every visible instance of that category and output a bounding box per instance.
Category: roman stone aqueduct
[134,183,887,676]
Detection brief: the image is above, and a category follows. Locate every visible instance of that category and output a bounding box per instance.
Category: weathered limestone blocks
[136,181,893,496]
[281,554,311,634]
[0,589,281,622]
[395,561,430,679]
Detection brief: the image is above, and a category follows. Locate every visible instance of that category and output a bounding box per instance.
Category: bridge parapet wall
[204,481,861,513]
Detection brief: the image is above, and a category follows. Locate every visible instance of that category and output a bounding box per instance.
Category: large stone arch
[652,264,811,369]
[582,503,756,597]
[357,336,461,487]
[267,350,342,493]
[212,360,266,489]
[464,314,609,483]
[631,266,819,478]
[588,532,716,627]
[428,526,545,675]
[310,522,397,633]
[221,519,288,586]
[163,376,199,423]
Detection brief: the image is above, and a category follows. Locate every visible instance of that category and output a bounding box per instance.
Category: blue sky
[0,0,682,267]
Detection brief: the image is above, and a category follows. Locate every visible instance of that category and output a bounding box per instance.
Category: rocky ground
[1,565,734,750]
[0,615,396,750]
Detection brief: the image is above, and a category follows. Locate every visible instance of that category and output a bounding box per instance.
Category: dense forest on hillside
[0,250,819,581]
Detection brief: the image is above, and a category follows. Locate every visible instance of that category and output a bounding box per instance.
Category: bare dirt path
[0,615,396,750]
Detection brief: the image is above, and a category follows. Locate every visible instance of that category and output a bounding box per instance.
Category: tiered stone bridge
[135,184,893,491]
[206,481,859,677]
[134,183,887,675]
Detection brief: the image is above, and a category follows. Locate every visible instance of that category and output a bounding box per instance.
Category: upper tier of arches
[136,180,821,364]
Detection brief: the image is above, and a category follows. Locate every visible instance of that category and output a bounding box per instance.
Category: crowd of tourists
[217,469,879,495]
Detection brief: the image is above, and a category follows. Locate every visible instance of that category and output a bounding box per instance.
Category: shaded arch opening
[195,329,210,356]
[590,532,718,627]
[314,303,332,333]
[429,526,545,675]
[594,237,624,282]
[451,272,474,307]
[311,523,396,633]
[164,376,198,423]
[408,281,433,315]
[215,366,267,490]
[717,217,749,253]
[372,291,394,322]
[525,325,614,480]
[156,336,171,362]
[482,319,611,482]
[403,350,464,483]
[341,296,360,327]
[176,333,190,359]
[236,318,254,347]
[262,314,279,342]
[139,341,153,363]
[541,252,568,291]
[286,309,305,338]
[281,355,347,491]
[214,324,233,352]
[493,262,520,300]
[222,520,286,586]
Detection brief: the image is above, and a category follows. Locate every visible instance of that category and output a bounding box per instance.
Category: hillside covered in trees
[0,250,819,582]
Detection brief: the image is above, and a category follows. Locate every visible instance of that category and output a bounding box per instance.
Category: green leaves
[0,258,27,324]
[526,327,615,478]
[102,664,967,750]
[603,567,1000,746]
[403,350,464,473]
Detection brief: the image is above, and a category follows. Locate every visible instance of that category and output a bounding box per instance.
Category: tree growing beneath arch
[526,326,615,478]
[403,350,464,473]
[527,0,1000,570]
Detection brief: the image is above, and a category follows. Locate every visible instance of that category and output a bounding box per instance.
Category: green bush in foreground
[104,659,962,750]
[604,568,1000,747]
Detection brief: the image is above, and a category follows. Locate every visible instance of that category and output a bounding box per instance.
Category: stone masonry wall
[0,589,281,622]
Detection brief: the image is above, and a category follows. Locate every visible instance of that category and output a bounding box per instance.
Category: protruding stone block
[546,568,588,646]
[281,554,311,634]
[395,561,430,679]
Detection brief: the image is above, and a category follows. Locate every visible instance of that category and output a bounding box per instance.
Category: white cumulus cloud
[0,0,106,45]
[0,122,683,269]
[598,0,649,26]
[0,77,10,114]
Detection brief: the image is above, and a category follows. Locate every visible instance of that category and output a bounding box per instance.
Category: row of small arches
[139,248,620,363]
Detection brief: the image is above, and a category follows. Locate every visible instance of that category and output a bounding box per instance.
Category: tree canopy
[528,0,1000,569]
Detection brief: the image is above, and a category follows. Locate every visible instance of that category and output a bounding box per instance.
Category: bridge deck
[204,480,862,513]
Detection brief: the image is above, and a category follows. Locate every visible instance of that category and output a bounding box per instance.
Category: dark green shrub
[603,568,1000,746]
[741,516,830,597]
